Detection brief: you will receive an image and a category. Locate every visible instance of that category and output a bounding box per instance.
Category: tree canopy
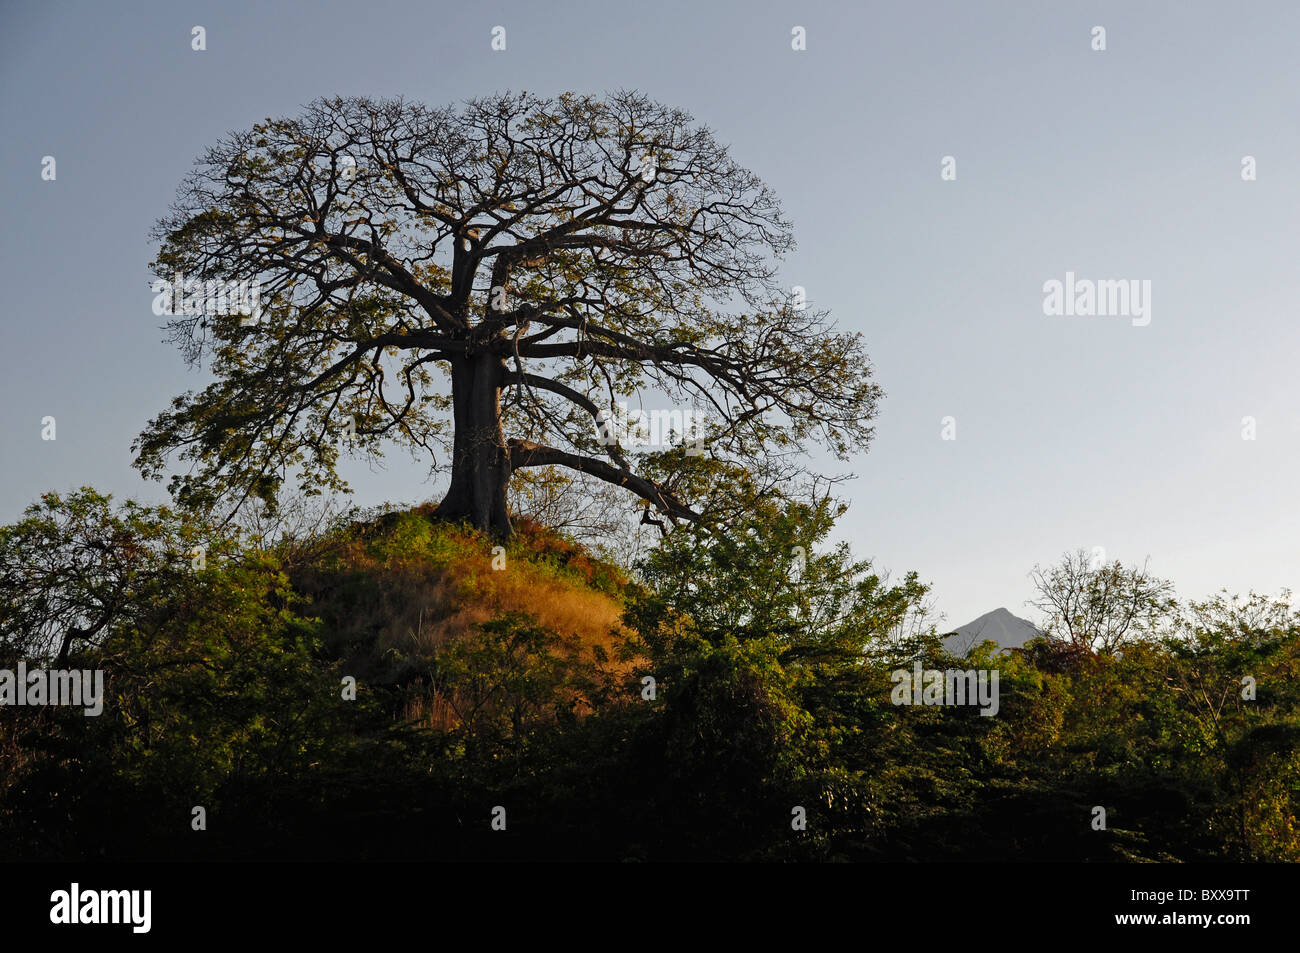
[135,91,880,535]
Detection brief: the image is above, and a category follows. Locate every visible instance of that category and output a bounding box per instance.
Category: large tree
[135,92,880,536]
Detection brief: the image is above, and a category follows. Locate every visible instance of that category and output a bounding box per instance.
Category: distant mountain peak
[941,607,1041,657]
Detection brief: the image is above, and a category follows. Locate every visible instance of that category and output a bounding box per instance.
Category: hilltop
[288,508,638,723]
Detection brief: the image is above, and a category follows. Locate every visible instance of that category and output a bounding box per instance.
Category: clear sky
[2,0,1297,630]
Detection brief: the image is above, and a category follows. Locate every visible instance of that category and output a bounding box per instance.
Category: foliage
[1,489,1296,861]
[133,92,881,536]
[1028,548,1177,654]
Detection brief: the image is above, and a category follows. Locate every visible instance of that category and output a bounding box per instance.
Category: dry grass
[396,548,629,664]
[293,510,638,674]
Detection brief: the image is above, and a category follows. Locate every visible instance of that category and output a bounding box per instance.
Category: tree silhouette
[1028,549,1176,654]
[135,92,880,535]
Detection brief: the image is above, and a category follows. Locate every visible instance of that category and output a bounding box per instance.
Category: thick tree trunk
[433,353,513,537]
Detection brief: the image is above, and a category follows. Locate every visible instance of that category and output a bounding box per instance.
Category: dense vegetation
[2,488,1297,861]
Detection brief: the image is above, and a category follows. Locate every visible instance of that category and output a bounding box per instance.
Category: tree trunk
[433,353,513,537]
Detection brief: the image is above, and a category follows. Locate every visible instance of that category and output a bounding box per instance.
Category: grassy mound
[290,508,638,730]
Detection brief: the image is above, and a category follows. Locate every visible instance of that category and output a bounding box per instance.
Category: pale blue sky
[2,0,1298,628]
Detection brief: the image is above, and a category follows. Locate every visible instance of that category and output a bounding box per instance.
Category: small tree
[1027,548,1176,654]
[1177,589,1297,645]
[0,489,221,665]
